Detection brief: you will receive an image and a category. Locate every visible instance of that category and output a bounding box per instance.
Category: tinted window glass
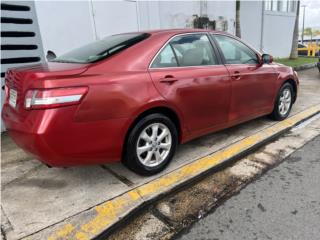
[214,35,259,64]
[151,44,178,68]
[171,34,217,66]
[52,33,150,64]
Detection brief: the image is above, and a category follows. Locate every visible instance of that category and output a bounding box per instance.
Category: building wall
[240,0,263,51]
[240,0,297,57]
[35,0,296,59]
[34,0,96,56]
[1,1,44,131]
[157,0,235,32]
[91,1,139,38]
[263,11,296,57]
[34,0,236,57]
[137,1,161,30]
[206,0,235,33]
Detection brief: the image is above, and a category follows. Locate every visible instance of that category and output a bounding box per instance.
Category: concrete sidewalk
[1,68,320,240]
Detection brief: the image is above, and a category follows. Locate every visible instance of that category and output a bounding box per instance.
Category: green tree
[303,27,312,36]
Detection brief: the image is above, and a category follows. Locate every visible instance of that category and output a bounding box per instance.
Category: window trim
[169,43,180,67]
[149,32,222,69]
[210,33,262,66]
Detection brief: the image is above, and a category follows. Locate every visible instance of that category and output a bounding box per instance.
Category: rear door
[212,34,278,122]
[148,33,231,132]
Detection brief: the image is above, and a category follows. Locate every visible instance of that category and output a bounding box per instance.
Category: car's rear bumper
[2,104,129,166]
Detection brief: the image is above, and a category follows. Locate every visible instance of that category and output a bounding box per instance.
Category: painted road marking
[43,104,320,240]
[292,112,320,131]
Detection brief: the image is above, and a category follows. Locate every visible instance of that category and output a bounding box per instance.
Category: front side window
[52,33,150,64]
[151,33,218,68]
[214,35,259,65]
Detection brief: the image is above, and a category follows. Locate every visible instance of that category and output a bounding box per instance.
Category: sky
[300,0,320,29]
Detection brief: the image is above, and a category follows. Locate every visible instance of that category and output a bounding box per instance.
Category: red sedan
[2,29,299,175]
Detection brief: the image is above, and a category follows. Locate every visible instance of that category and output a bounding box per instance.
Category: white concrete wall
[34,0,96,56]
[34,1,296,58]
[206,0,236,34]
[157,1,235,33]
[240,1,297,57]
[263,11,296,57]
[1,0,45,131]
[158,1,199,28]
[137,1,161,30]
[240,0,263,51]
[92,0,139,38]
[35,0,236,58]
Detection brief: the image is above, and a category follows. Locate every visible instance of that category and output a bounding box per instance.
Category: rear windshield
[51,33,150,64]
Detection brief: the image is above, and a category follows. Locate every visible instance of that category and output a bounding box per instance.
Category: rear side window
[52,33,150,64]
[151,44,178,68]
[214,35,259,65]
[171,34,217,67]
[151,33,218,68]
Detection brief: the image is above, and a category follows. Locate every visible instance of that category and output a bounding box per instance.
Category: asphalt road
[177,136,320,240]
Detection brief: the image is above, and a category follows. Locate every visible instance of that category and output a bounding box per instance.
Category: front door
[149,33,231,132]
[213,34,278,122]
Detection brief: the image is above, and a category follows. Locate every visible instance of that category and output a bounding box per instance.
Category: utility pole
[260,0,265,52]
[301,5,306,44]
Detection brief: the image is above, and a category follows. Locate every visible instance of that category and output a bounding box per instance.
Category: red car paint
[2,29,299,167]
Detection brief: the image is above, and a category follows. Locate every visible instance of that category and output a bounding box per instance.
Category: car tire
[123,113,178,175]
[270,83,294,121]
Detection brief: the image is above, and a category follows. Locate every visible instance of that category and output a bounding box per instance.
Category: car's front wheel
[270,82,294,121]
[124,113,178,175]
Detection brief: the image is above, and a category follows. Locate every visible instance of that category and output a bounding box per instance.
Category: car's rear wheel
[270,82,294,121]
[124,113,178,175]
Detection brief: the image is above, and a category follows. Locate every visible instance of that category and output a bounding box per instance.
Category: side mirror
[46,50,56,61]
[262,54,273,64]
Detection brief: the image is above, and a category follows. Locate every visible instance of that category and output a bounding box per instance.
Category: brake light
[4,85,9,101]
[25,87,88,110]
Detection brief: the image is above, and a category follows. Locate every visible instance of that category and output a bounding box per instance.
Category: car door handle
[231,71,241,80]
[159,75,179,84]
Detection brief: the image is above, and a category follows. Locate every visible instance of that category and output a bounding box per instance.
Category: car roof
[146,28,230,36]
[119,28,232,37]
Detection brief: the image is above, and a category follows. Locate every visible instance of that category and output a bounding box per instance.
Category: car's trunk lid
[4,62,89,118]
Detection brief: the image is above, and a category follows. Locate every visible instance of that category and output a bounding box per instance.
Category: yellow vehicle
[298,43,319,57]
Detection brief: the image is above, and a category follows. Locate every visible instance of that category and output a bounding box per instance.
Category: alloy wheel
[136,123,172,167]
[278,88,292,116]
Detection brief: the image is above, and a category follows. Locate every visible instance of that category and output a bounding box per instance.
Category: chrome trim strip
[150,64,224,70]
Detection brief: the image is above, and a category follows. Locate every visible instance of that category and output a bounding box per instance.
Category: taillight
[24,87,88,110]
[4,85,9,101]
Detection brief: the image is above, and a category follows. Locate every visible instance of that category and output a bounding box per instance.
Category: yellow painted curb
[43,104,320,240]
